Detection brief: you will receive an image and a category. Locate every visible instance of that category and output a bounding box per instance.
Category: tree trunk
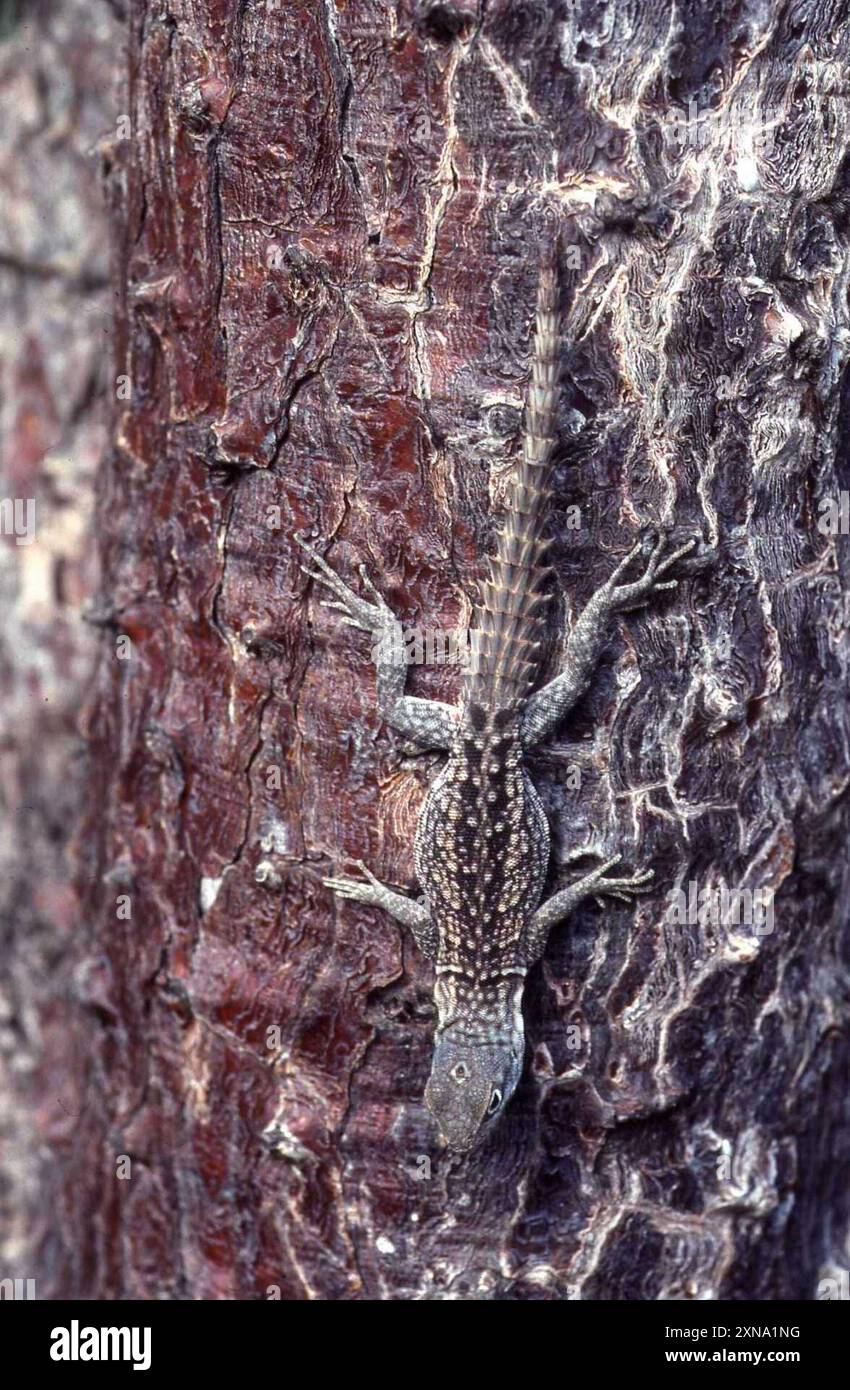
[29,0,850,1299]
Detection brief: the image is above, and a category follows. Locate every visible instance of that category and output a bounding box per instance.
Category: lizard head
[424,1030,523,1152]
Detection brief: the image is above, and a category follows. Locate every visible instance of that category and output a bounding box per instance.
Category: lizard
[296,248,700,1152]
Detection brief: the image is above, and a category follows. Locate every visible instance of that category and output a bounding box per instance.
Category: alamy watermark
[667,99,780,157]
[50,1321,151,1371]
[371,623,476,671]
[0,1277,36,1300]
[665,880,774,936]
[0,497,35,545]
[817,1268,850,1301]
[818,492,850,534]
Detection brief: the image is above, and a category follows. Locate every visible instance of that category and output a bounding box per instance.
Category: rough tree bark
[25,0,850,1299]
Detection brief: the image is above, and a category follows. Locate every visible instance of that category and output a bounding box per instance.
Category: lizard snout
[425,1032,522,1150]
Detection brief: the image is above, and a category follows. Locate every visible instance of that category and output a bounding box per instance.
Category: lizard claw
[324,859,382,901]
[593,865,654,905]
[358,564,385,606]
[594,853,622,875]
[323,873,374,904]
[354,858,381,886]
[297,536,394,635]
[606,530,699,611]
[607,539,644,588]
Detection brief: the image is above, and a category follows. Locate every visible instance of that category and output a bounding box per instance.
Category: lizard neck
[433,972,526,1043]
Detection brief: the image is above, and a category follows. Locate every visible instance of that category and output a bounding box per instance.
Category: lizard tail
[466,247,560,708]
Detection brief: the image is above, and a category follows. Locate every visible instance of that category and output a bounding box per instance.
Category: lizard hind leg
[296,532,458,749]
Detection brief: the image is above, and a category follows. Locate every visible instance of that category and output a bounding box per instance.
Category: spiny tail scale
[466,249,560,709]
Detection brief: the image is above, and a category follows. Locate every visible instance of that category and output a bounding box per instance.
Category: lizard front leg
[521,529,698,749]
[296,533,457,751]
[522,855,653,966]
[323,860,437,958]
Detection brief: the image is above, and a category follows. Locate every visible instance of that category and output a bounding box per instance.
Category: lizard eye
[452,1063,468,1083]
[487,1088,503,1115]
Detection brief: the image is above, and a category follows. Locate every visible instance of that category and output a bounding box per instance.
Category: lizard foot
[590,857,655,908]
[296,533,394,635]
[604,528,698,613]
[322,859,382,904]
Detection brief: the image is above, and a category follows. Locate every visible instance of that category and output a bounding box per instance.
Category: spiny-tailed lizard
[297,249,702,1150]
